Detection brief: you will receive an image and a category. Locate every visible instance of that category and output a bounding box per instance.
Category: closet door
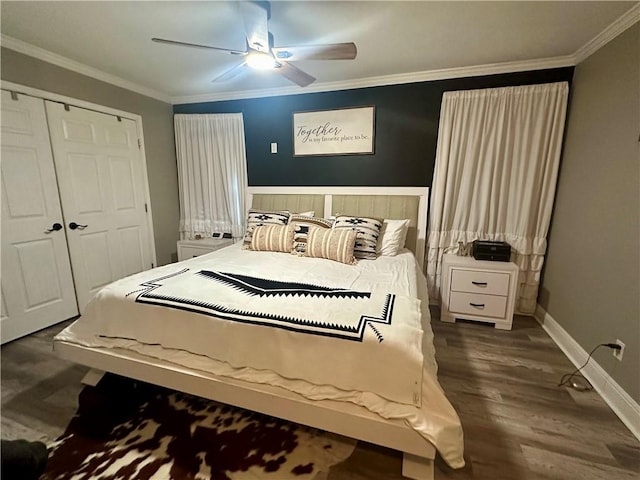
[45,102,153,313]
[1,91,78,343]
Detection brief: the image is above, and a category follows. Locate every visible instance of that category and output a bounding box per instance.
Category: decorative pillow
[377,219,410,256]
[289,215,334,255]
[243,209,290,249]
[304,228,357,265]
[250,224,295,253]
[333,215,383,260]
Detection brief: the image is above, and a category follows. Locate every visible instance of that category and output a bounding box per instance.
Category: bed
[53,186,464,479]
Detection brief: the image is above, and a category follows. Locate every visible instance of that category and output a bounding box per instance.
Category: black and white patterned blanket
[130,269,395,343]
[66,248,425,406]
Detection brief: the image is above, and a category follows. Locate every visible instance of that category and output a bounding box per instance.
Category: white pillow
[377,219,410,256]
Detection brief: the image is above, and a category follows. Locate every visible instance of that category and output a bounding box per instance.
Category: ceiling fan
[151,1,357,87]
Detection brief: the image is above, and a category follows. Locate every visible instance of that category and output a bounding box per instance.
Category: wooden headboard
[247,187,429,266]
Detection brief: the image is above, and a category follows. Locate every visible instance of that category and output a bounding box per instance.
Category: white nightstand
[440,253,519,330]
[177,238,234,262]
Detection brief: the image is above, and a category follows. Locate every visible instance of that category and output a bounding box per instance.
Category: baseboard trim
[534,305,640,441]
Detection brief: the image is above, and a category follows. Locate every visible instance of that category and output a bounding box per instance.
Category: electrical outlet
[613,339,625,361]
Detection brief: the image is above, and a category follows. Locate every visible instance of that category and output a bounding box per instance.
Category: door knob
[45,222,63,233]
[69,222,88,230]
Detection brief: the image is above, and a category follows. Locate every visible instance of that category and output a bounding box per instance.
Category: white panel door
[45,101,153,313]
[1,91,79,343]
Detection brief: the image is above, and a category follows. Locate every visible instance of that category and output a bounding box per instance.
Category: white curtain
[174,113,248,240]
[427,82,569,314]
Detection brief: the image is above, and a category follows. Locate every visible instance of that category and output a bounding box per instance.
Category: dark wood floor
[2,310,639,479]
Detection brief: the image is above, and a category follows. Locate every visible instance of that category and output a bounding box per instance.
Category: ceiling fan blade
[273,42,357,61]
[152,37,246,55]
[238,1,270,53]
[212,61,248,83]
[275,61,316,87]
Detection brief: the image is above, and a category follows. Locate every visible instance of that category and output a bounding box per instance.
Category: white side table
[177,238,234,262]
[440,253,519,330]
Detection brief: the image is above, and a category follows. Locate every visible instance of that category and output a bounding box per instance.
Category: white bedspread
[56,244,465,468]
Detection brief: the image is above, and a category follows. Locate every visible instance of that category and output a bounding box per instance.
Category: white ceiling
[1,1,638,104]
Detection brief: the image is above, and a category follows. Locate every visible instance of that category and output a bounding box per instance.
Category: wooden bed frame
[54,186,438,480]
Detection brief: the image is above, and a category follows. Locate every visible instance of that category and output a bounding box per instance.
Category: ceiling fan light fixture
[152,1,355,87]
[246,50,277,70]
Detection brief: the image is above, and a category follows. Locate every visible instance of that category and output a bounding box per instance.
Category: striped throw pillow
[304,227,357,265]
[333,215,383,259]
[289,215,334,256]
[243,209,290,249]
[250,224,295,253]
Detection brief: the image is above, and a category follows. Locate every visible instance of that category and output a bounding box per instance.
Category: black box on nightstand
[471,240,511,262]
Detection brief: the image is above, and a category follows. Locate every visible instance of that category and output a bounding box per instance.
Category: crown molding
[574,3,640,63]
[172,55,576,104]
[0,35,172,104]
[4,2,637,107]
[0,30,575,106]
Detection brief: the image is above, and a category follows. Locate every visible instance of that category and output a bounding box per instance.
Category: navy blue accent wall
[174,67,573,187]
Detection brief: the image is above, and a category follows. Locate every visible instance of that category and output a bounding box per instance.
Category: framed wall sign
[293,106,375,156]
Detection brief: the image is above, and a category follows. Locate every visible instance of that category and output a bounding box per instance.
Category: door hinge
[144,203,148,213]
[151,263,155,268]
[137,138,141,149]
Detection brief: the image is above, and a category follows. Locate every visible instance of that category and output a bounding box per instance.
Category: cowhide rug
[43,374,356,480]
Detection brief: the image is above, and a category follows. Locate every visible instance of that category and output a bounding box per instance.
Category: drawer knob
[471,281,488,287]
[469,302,485,308]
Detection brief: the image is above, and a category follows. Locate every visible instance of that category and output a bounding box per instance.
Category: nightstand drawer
[177,238,233,261]
[440,254,518,330]
[179,246,211,259]
[449,292,507,319]
[451,269,510,296]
